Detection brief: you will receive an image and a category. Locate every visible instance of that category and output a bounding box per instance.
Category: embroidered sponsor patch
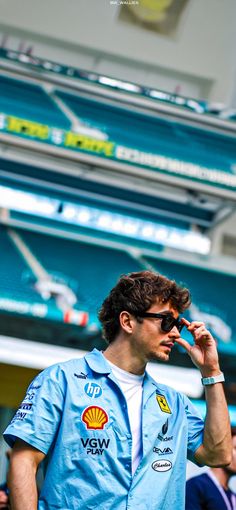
[82,406,108,430]
[28,383,41,391]
[84,382,102,398]
[157,434,173,442]
[24,384,41,402]
[157,419,173,442]
[152,460,172,472]
[156,393,171,414]
[74,372,88,379]
[162,419,169,435]
[80,437,110,455]
[19,402,33,411]
[11,409,28,422]
[153,447,173,455]
[11,399,34,423]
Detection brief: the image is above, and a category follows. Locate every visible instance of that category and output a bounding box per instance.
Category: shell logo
[82,406,109,430]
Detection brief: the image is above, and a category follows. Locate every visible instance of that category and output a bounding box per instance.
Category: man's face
[131,299,181,363]
[225,435,236,475]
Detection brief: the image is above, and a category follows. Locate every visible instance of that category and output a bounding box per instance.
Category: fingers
[194,325,210,338]
[181,318,212,339]
[183,319,205,331]
[175,337,191,354]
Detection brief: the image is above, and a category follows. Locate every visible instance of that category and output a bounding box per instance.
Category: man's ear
[119,311,135,334]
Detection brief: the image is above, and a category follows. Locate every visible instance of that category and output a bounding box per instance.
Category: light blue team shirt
[4,349,204,510]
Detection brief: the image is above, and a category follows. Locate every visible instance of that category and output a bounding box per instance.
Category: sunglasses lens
[161,316,175,332]
[162,316,183,332]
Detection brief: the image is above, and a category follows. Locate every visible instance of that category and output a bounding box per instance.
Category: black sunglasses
[135,312,184,333]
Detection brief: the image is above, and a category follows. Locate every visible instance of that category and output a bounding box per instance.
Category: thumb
[175,337,191,354]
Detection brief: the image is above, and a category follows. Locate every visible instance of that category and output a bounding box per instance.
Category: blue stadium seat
[0,227,44,303]
[55,90,236,168]
[20,230,143,313]
[0,75,71,129]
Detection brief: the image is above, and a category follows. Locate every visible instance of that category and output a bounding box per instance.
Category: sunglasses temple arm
[178,323,185,333]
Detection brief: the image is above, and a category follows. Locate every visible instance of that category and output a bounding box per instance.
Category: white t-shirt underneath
[106,359,144,476]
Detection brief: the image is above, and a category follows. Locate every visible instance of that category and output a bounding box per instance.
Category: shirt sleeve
[181,394,204,465]
[3,363,66,455]
[185,477,205,510]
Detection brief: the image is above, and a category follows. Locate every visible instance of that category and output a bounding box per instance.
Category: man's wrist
[200,367,222,378]
[201,372,225,386]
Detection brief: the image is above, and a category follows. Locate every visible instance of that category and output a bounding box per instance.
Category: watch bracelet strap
[201,372,225,386]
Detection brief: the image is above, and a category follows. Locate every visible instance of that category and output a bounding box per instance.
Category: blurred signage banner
[1,113,236,193]
[0,295,89,327]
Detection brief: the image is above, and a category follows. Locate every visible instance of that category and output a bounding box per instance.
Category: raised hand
[175,318,221,377]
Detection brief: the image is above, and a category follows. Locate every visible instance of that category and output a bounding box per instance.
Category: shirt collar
[85,348,112,375]
[85,348,159,391]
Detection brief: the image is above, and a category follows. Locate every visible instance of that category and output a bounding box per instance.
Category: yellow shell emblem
[82,406,109,430]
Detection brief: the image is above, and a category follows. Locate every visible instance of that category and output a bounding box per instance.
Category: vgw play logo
[80,437,110,455]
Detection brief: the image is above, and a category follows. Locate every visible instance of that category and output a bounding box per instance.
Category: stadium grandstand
[0,0,236,492]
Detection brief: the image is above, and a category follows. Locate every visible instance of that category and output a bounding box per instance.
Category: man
[3,271,231,509]
[186,428,236,510]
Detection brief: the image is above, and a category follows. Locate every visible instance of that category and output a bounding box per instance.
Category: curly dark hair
[98,270,191,343]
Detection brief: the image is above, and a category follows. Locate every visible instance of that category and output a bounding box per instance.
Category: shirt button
[125,463,130,469]
[127,434,132,440]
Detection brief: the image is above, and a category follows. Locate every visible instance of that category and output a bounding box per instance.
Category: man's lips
[161,341,175,349]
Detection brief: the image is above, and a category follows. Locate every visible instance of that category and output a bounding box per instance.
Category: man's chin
[148,351,170,363]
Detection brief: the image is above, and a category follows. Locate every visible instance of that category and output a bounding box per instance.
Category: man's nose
[168,326,180,338]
